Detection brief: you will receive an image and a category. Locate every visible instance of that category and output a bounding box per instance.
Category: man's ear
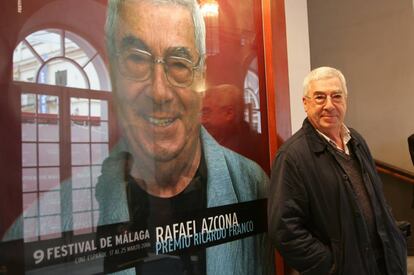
[302,96,308,112]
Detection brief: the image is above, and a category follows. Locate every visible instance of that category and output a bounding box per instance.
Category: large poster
[0,0,273,274]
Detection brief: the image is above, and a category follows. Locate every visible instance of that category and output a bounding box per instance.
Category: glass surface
[84,61,101,90]
[72,189,92,212]
[90,99,108,120]
[91,122,108,142]
[39,191,60,215]
[92,188,99,210]
[22,121,37,141]
[64,36,88,67]
[23,218,39,241]
[91,143,108,165]
[71,144,90,165]
[91,165,101,187]
[13,41,41,82]
[244,69,261,133]
[93,210,99,228]
[71,120,90,142]
[21,93,36,113]
[22,143,37,167]
[13,28,110,88]
[22,168,37,192]
[22,121,37,142]
[39,215,61,239]
[23,193,38,217]
[39,59,88,89]
[37,95,58,115]
[25,30,62,61]
[73,212,92,234]
[7,1,275,273]
[71,97,89,116]
[38,143,60,166]
[38,120,59,142]
[72,166,91,188]
[39,167,60,191]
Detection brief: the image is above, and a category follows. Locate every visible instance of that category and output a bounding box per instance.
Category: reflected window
[15,29,112,241]
[244,58,261,133]
[21,93,62,241]
[13,29,111,91]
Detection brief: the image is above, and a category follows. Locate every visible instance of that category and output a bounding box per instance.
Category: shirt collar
[316,124,351,155]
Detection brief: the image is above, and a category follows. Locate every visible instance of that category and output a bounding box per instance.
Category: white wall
[284,0,309,134]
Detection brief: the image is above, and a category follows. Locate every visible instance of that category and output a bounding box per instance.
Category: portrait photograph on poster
[0,0,276,274]
[2,1,414,275]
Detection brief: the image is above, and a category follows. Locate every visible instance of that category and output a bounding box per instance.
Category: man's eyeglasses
[305,92,345,105]
[116,48,201,88]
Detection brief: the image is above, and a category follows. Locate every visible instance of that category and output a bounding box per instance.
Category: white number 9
[33,249,44,264]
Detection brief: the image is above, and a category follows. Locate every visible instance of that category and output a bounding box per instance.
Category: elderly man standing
[96,0,272,274]
[268,67,407,275]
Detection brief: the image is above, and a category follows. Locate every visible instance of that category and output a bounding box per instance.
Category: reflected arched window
[13,29,111,91]
[13,29,112,241]
[244,58,261,133]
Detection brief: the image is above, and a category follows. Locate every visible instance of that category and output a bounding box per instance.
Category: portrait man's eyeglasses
[305,92,345,105]
[116,48,201,88]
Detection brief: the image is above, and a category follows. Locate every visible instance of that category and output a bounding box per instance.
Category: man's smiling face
[113,0,203,162]
[303,76,347,140]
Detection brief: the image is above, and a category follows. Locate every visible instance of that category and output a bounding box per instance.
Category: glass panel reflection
[13,28,110,89]
[71,97,89,116]
[21,94,37,142]
[72,189,92,212]
[13,42,42,82]
[23,193,38,217]
[71,144,90,165]
[39,215,61,239]
[91,143,108,165]
[90,99,108,120]
[93,210,99,228]
[84,61,101,90]
[23,218,39,242]
[25,30,62,61]
[21,93,37,113]
[71,120,90,142]
[38,143,60,166]
[38,120,59,142]
[38,95,58,115]
[73,212,92,234]
[39,167,60,191]
[40,59,88,89]
[91,122,108,142]
[22,143,37,167]
[22,168,37,192]
[22,119,37,142]
[91,165,101,187]
[65,36,88,66]
[39,191,60,215]
[72,166,91,188]
[92,189,99,210]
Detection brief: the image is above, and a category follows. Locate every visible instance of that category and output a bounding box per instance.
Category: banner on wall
[0,0,273,274]
[0,200,266,273]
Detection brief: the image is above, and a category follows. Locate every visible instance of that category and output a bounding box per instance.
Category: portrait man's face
[112,0,203,162]
[303,76,347,137]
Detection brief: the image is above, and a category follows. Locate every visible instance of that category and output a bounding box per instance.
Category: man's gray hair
[105,0,206,70]
[303,66,348,96]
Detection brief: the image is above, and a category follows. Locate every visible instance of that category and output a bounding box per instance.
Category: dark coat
[268,119,407,275]
[409,134,414,165]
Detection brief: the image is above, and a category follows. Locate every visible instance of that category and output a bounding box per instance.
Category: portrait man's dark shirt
[126,154,207,275]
